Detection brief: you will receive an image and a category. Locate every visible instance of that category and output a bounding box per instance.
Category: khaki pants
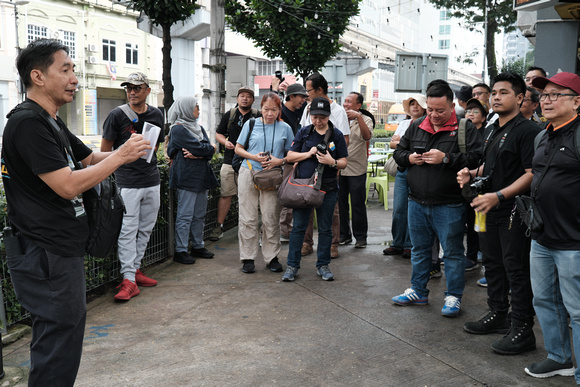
[237,167,281,263]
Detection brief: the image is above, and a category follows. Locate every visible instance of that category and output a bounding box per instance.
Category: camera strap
[262,119,276,154]
[482,115,524,179]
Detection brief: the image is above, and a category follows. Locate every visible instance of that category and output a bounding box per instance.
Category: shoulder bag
[277,126,333,208]
[246,120,283,190]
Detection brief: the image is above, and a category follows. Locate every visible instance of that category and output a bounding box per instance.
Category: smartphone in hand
[414,146,426,154]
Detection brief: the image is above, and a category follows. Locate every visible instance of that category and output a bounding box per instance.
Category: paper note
[141,122,161,163]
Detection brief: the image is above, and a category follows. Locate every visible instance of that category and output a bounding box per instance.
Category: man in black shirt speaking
[1,39,149,386]
[458,72,540,355]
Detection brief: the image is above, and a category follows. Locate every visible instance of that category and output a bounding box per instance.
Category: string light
[278,6,282,12]
[314,12,318,19]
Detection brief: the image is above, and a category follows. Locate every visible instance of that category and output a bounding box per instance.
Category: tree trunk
[209,0,226,144]
[486,19,498,83]
[162,22,174,111]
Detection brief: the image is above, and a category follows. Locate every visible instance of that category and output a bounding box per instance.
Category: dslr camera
[316,142,328,155]
[470,176,490,195]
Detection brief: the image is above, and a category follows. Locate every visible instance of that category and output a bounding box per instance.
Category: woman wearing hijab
[234,92,294,274]
[167,97,218,264]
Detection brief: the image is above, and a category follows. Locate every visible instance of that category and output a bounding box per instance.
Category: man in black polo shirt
[458,72,540,355]
[524,72,580,382]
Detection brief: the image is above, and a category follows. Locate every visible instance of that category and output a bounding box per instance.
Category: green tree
[499,58,526,78]
[127,0,199,109]
[427,0,517,82]
[225,0,361,82]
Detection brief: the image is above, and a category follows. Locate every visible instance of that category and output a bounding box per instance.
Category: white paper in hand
[141,122,161,163]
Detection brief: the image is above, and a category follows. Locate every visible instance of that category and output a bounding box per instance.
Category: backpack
[18,101,125,258]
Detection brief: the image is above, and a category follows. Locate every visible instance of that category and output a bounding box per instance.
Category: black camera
[316,142,328,155]
[275,70,285,82]
[470,176,490,194]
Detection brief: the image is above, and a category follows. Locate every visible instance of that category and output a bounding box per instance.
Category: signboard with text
[514,0,559,12]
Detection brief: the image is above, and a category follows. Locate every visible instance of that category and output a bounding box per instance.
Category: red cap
[532,72,580,95]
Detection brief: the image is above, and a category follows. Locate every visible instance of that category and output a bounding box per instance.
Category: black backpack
[18,101,125,258]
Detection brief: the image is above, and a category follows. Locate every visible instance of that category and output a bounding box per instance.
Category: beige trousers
[237,167,281,262]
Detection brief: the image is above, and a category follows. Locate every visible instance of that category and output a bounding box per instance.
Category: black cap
[310,97,331,116]
[456,85,472,102]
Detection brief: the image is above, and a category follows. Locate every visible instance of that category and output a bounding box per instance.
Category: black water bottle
[3,226,22,258]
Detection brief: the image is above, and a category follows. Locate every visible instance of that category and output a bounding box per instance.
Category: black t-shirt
[281,104,306,135]
[102,104,164,188]
[216,108,259,164]
[289,123,348,191]
[532,116,580,249]
[1,100,93,257]
[482,113,540,216]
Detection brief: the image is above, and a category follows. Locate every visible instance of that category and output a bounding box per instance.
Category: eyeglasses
[306,88,315,93]
[124,86,146,93]
[522,98,532,102]
[539,92,578,102]
[472,91,488,98]
[465,109,481,115]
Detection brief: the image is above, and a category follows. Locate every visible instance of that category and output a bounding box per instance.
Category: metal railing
[0,160,237,328]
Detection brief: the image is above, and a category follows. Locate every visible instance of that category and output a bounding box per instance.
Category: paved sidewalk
[1,194,572,386]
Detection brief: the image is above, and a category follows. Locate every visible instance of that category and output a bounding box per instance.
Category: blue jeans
[530,240,580,383]
[175,189,208,252]
[391,170,412,250]
[287,189,338,269]
[408,199,466,298]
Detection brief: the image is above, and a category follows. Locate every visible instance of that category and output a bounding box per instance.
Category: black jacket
[394,114,483,204]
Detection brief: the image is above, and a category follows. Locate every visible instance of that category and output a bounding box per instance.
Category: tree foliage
[225,0,361,81]
[127,0,199,109]
[427,0,517,82]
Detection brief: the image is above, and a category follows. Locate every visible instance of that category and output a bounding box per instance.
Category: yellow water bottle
[474,195,486,232]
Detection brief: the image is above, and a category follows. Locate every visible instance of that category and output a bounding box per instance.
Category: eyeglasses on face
[539,92,578,102]
[124,86,146,93]
[465,109,481,115]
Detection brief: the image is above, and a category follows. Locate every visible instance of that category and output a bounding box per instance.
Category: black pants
[7,238,86,387]
[479,211,534,324]
[338,174,368,242]
[464,201,480,261]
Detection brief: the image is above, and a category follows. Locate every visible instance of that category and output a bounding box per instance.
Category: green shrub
[373,129,395,138]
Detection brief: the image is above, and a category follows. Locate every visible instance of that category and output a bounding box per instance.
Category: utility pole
[205,0,226,143]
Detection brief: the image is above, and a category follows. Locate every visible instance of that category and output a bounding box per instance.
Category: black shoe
[266,257,283,272]
[491,322,536,355]
[383,247,404,255]
[174,251,196,264]
[525,358,575,378]
[402,249,411,258]
[339,237,352,245]
[242,260,255,273]
[355,240,367,248]
[190,247,214,259]
[464,310,509,335]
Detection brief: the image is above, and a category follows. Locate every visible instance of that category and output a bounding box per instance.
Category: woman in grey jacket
[167,96,218,264]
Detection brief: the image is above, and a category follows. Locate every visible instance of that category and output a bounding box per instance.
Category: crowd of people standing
[4,37,580,386]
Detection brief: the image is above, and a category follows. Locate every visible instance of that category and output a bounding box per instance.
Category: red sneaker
[135,269,158,287]
[114,279,140,301]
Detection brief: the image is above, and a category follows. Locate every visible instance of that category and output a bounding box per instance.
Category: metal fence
[0,160,237,329]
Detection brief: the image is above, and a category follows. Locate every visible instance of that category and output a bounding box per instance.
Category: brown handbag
[277,164,326,209]
[247,159,283,191]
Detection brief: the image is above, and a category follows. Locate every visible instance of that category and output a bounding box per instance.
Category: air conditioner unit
[88,44,97,52]
[87,56,98,64]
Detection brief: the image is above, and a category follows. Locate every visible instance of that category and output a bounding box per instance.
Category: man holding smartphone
[391,80,482,317]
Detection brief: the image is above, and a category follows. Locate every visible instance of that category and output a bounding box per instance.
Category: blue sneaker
[477,277,487,287]
[316,265,334,281]
[441,295,461,317]
[392,288,428,306]
[282,266,299,282]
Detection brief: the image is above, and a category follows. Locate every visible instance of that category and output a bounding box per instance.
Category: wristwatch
[331,159,338,168]
[442,153,450,164]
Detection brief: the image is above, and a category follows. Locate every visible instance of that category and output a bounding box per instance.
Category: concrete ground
[1,190,575,386]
